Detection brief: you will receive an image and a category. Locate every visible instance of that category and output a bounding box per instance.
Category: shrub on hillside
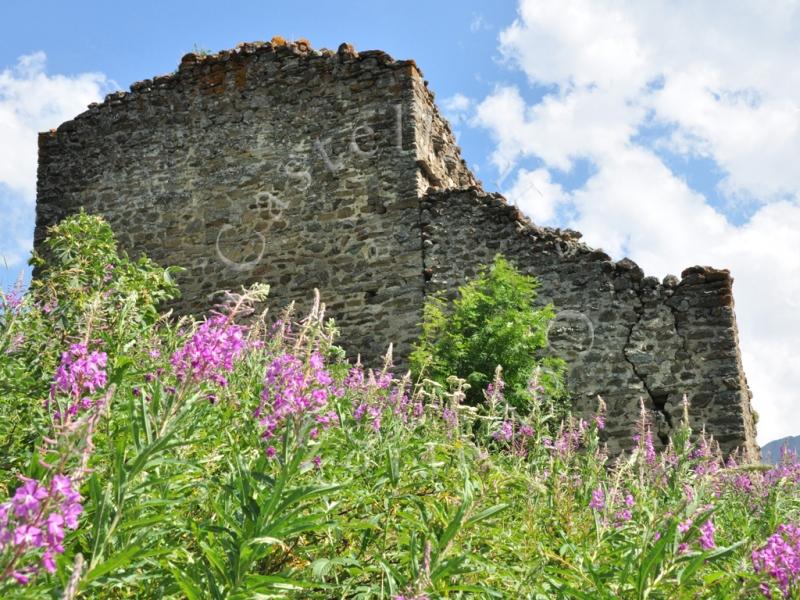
[410,255,567,418]
[0,213,180,481]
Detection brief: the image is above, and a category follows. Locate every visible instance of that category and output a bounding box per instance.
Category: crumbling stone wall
[36,40,437,362]
[35,40,758,458]
[421,188,758,457]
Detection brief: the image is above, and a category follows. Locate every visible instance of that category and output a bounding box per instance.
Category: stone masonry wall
[35,40,758,458]
[36,40,435,363]
[421,188,758,457]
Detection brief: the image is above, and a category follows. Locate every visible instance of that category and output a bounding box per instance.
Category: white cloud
[0,52,108,276]
[471,0,800,444]
[443,93,472,114]
[0,52,108,199]
[506,168,567,223]
[470,13,491,33]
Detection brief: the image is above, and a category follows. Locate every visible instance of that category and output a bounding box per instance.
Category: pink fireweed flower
[171,314,247,386]
[53,343,108,401]
[344,364,365,388]
[527,374,544,395]
[493,420,514,442]
[614,509,632,525]
[256,352,340,444]
[644,430,656,465]
[732,473,754,494]
[344,361,392,392]
[368,405,382,431]
[41,550,56,574]
[11,479,49,520]
[589,487,605,510]
[633,400,657,465]
[594,396,607,430]
[682,484,695,502]
[699,519,716,550]
[752,523,800,598]
[442,407,458,431]
[353,403,368,421]
[13,525,42,548]
[554,428,581,456]
[678,518,693,534]
[594,413,605,431]
[633,427,657,465]
[0,474,83,585]
[344,362,416,432]
[1,277,25,314]
[485,379,505,398]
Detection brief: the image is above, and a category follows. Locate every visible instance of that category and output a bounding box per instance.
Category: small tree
[411,255,566,415]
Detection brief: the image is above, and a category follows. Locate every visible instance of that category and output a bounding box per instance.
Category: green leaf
[465,503,509,527]
[170,567,206,600]
[635,529,670,598]
[84,545,144,583]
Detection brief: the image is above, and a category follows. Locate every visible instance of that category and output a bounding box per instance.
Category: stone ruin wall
[422,189,758,457]
[34,40,759,459]
[36,40,446,363]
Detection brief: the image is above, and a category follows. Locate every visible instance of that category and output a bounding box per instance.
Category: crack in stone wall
[623,282,682,447]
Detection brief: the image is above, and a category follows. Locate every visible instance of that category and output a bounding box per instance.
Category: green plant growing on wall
[410,254,567,417]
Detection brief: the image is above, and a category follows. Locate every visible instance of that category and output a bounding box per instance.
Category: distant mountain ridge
[761,435,800,464]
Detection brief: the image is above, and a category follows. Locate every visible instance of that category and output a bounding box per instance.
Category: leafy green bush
[411,255,566,417]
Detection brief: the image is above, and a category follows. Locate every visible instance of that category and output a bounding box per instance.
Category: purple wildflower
[256,352,340,444]
[699,519,716,550]
[589,487,605,510]
[493,420,514,442]
[171,314,247,386]
[0,475,83,585]
[52,343,108,407]
[614,509,632,525]
[594,396,607,430]
[752,523,800,598]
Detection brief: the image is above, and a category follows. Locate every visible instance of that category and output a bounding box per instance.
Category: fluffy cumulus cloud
[0,52,108,275]
[469,0,800,444]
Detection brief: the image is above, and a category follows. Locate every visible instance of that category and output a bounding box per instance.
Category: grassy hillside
[1,214,799,599]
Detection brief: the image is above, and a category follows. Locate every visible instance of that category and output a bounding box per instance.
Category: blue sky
[2,1,799,444]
